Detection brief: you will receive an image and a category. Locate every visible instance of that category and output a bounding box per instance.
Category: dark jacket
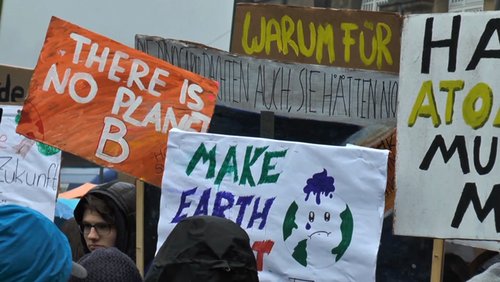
[145,215,259,282]
[74,181,136,262]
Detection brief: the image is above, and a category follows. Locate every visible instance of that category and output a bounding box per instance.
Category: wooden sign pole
[260,111,275,139]
[135,179,145,277]
[430,239,445,282]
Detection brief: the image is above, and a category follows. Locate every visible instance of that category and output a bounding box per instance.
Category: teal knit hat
[0,205,87,282]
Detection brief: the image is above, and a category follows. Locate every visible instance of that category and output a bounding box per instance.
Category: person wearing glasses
[74,181,136,262]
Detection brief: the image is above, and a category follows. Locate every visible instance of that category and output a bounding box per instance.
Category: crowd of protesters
[2,179,499,281]
[0,180,259,281]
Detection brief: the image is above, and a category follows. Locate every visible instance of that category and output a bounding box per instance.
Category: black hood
[73,181,136,262]
[145,215,259,282]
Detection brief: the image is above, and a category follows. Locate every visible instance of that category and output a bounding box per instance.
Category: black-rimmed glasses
[79,223,114,236]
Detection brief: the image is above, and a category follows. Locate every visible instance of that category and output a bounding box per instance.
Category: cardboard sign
[136,37,399,127]
[0,64,33,104]
[16,17,219,187]
[0,105,61,219]
[395,12,500,240]
[348,126,396,212]
[231,4,402,73]
[375,129,396,213]
[157,129,389,281]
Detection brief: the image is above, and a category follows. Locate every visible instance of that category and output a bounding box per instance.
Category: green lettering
[239,146,268,187]
[258,149,287,184]
[215,146,239,185]
[186,143,217,179]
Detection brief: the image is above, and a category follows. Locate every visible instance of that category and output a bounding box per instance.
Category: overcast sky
[0,0,234,68]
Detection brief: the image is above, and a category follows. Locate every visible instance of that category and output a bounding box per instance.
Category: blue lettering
[171,187,197,223]
[212,191,235,218]
[172,187,275,229]
[247,197,276,229]
[194,188,211,216]
[235,196,254,225]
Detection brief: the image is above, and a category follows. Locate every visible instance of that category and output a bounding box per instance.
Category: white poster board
[136,37,400,127]
[157,129,389,282]
[0,105,62,219]
[395,11,500,240]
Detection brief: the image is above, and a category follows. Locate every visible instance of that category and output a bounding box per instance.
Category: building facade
[360,0,497,13]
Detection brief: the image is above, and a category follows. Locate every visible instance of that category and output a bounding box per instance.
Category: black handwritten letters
[451,183,500,232]
[136,37,399,126]
[0,156,59,191]
[421,16,460,74]
[0,74,25,103]
[412,14,500,233]
[419,135,497,176]
[421,16,500,74]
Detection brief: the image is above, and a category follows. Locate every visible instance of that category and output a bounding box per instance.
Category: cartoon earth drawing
[282,169,353,268]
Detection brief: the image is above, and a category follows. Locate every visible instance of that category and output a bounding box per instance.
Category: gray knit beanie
[468,262,500,282]
[69,247,142,282]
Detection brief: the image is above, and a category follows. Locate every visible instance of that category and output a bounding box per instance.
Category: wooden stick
[260,111,275,138]
[135,179,145,277]
[430,239,445,282]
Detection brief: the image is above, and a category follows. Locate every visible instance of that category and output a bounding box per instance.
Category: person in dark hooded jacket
[145,215,259,282]
[74,181,136,262]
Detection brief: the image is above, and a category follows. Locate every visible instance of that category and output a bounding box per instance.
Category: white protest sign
[0,105,61,219]
[157,129,389,282]
[136,37,400,127]
[395,11,500,239]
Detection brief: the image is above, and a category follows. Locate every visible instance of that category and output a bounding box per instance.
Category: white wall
[0,0,234,68]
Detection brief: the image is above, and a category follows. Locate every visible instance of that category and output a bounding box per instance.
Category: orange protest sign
[16,17,219,187]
